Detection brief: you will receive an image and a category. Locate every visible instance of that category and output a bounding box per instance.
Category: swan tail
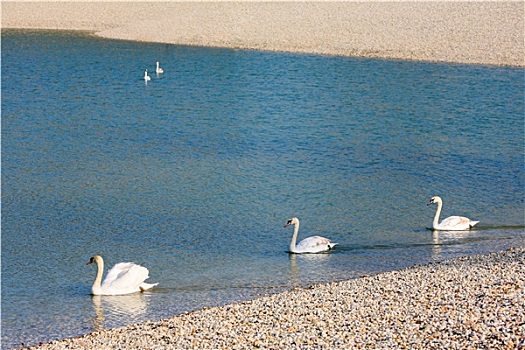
[139,282,158,292]
[469,221,479,228]
[328,242,338,250]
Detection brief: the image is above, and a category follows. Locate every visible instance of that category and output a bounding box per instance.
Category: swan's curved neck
[92,257,104,294]
[433,200,443,229]
[290,222,300,253]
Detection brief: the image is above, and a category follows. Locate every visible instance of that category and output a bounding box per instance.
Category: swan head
[284,217,299,227]
[427,196,443,206]
[86,255,102,265]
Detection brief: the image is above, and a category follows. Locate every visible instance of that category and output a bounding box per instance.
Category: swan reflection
[91,293,149,331]
[431,231,443,261]
[288,252,332,284]
[431,230,472,261]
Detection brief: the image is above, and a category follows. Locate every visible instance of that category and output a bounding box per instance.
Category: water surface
[2,30,524,349]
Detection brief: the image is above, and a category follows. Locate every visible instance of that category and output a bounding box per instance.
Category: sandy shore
[2,2,523,66]
[21,247,524,349]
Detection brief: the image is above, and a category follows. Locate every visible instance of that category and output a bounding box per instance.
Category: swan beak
[86,257,95,265]
[284,220,292,228]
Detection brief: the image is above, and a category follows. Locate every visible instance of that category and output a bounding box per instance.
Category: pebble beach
[21,247,524,349]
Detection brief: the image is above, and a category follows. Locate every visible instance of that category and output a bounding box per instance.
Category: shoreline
[21,247,525,349]
[2,2,524,67]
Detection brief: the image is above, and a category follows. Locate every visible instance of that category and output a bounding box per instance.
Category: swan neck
[92,257,104,293]
[290,222,299,253]
[433,200,442,229]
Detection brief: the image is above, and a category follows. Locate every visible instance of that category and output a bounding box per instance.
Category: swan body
[427,196,478,231]
[144,69,151,81]
[87,255,158,296]
[284,217,337,254]
[156,61,164,74]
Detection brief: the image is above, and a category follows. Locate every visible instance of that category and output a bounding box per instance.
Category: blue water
[2,29,524,349]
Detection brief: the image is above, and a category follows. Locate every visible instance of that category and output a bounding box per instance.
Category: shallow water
[2,30,524,349]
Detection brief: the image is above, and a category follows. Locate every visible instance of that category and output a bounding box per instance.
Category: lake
[1,29,524,349]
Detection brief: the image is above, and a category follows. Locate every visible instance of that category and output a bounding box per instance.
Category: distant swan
[144,69,151,81]
[284,217,337,254]
[156,61,164,74]
[427,196,479,231]
[87,255,158,296]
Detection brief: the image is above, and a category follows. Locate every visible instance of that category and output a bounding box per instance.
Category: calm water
[2,30,524,349]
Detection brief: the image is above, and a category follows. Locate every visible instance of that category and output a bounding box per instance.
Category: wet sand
[2,2,524,66]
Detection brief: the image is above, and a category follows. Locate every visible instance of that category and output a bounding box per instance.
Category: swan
[427,196,479,231]
[284,217,337,254]
[156,61,164,74]
[87,255,158,296]
[144,69,151,81]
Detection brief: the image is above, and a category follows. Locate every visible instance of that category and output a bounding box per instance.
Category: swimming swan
[156,61,164,74]
[144,69,151,81]
[427,196,478,231]
[87,255,158,296]
[284,217,337,254]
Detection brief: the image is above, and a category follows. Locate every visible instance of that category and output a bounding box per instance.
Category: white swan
[87,255,158,296]
[427,196,479,231]
[144,69,151,81]
[284,217,337,254]
[156,61,164,74]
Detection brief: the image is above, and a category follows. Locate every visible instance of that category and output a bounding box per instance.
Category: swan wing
[102,263,151,294]
[439,216,473,230]
[102,262,135,286]
[296,236,335,253]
